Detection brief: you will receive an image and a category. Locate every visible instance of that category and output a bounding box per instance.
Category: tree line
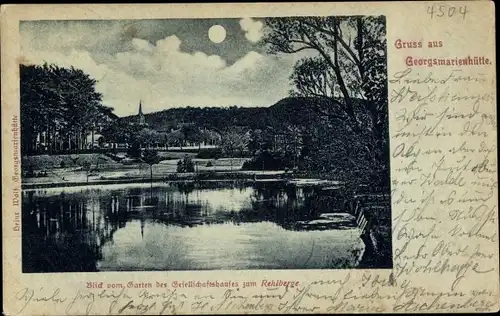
[20,63,115,155]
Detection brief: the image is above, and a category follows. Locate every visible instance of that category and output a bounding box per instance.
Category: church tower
[138,100,145,125]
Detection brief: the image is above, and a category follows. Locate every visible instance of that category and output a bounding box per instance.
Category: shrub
[196,148,222,159]
[127,142,142,158]
[184,156,195,172]
[242,151,291,170]
[177,155,195,173]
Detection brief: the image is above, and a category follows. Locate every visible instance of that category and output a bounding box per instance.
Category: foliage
[120,106,267,133]
[81,161,92,183]
[141,149,160,166]
[20,63,112,154]
[290,57,336,98]
[242,151,292,171]
[101,119,140,144]
[196,148,223,159]
[127,142,142,159]
[220,130,251,158]
[137,128,160,147]
[261,15,389,184]
[168,130,186,148]
[141,149,160,181]
[200,129,220,145]
[177,155,195,173]
[180,125,201,145]
[81,161,91,171]
[262,16,387,139]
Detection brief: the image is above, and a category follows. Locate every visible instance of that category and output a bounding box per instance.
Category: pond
[22,181,365,272]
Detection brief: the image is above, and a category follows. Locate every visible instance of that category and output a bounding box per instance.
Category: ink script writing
[390,63,498,311]
[13,272,498,315]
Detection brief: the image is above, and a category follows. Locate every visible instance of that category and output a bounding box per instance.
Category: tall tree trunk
[82,131,86,150]
[312,20,360,134]
[32,133,38,154]
[50,128,54,153]
[368,106,386,155]
[77,131,81,151]
[356,17,365,81]
[48,126,52,155]
[332,26,359,133]
[91,127,94,153]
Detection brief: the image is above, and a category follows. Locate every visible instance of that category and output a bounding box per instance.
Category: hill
[119,96,373,132]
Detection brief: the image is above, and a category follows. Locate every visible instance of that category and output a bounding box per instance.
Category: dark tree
[20,63,113,154]
[262,16,387,138]
[101,119,140,145]
[262,15,388,184]
[127,142,142,159]
[177,155,195,173]
[137,128,160,148]
[141,149,160,181]
[81,161,91,183]
[290,57,337,98]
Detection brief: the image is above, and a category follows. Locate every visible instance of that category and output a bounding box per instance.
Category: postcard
[1,1,498,314]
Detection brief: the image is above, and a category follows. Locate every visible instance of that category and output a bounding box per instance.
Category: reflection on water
[22,182,364,272]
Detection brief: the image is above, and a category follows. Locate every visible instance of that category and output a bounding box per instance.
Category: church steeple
[138,100,145,125]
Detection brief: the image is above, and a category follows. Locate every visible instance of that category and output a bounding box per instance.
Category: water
[22,181,365,272]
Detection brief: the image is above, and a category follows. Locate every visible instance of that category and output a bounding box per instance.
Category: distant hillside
[120,97,373,132]
[121,106,267,132]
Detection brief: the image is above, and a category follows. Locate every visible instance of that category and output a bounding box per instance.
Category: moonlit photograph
[20,16,391,273]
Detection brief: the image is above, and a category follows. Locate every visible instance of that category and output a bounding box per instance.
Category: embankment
[21,170,288,190]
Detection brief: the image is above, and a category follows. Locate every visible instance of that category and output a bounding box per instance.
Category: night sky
[21,18,304,116]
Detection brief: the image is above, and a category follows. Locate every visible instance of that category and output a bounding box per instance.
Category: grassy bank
[22,154,117,170]
[22,154,248,170]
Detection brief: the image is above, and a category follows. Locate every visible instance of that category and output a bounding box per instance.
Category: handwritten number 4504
[427,4,468,20]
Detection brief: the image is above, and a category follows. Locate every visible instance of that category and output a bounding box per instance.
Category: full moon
[208,25,226,44]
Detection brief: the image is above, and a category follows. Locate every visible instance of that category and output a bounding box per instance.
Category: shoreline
[21,177,288,190]
[21,172,340,190]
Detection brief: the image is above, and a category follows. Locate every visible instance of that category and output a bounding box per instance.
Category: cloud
[131,38,154,52]
[21,33,296,117]
[239,18,264,43]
